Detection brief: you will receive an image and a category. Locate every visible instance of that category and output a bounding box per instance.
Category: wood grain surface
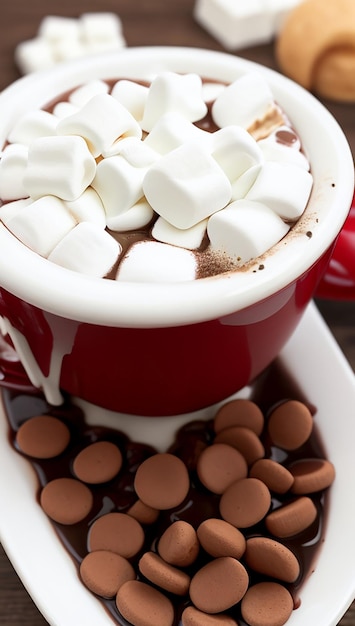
[0,1,355,624]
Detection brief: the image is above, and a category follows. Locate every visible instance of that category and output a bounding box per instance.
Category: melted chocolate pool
[3,359,329,626]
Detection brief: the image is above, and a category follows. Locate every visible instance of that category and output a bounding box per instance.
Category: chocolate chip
[197,442,248,494]
[116,580,174,626]
[134,452,190,510]
[88,512,145,558]
[79,550,135,598]
[220,478,271,528]
[40,477,93,524]
[190,556,249,613]
[73,440,123,484]
[268,400,313,450]
[16,414,70,459]
[241,582,294,626]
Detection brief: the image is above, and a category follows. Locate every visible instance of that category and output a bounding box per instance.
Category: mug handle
[316,192,355,300]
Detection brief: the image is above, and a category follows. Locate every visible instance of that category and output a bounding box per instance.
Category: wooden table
[0,1,355,624]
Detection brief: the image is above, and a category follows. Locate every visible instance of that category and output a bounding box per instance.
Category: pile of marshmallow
[15,13,126,75]
[0,71,313,282]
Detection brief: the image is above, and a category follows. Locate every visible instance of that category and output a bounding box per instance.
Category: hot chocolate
[0,70,313,283]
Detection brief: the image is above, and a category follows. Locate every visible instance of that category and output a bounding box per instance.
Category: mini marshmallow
[65,187,106,228]
[116,241,197,282]
[111,80,149,122]
[79,12,126,46]
[211,125,264,183]
[7,110,58,145]
[48,221,120,277]
[92,155,146,218]
[23,135,96,202]
[107,198,154,231]
[257,137,310,170]
[51,38,86,63]
[231,163,263,200]
[246,161,313,220]
[141,72,208,133]
[57,93,142,158]
[14,38,56,74]
[102,135,160,164]
[152,216,208,249]
[201,81,226,102]
[6,195,76,257]
[68,80,110,107]
[0,143,29,201]
[144,112,212,155]
[143,142,232,229]
[0,198,32,225]
[194,0,301,50]
[52,102,80,119]
[38,16,80,42]
[207,199,290,263]
[212,72,274,130]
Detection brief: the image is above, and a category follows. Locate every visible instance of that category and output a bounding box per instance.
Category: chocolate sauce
[3,358,330,626]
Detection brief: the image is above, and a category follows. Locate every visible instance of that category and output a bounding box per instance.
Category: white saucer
[1,301,355,626]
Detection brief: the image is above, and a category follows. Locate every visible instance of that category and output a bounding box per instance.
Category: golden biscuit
[276,0,355,101]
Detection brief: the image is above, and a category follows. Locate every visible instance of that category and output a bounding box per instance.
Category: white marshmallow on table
[57,93,142,158]
[152,216,208,250]
[211,125,264,183]
[111,80,149,123]
[143,142,232,230]
[23,135,96,202]
[212,73,274,130]
[116,241,197,283]
[79,12,126,46]
[7,110,58,145]
[68,80,110,107]
[48,221,121,278]
[5,195,76,257]
[65,187,106,228]
[0,198,32,225]
[107,198,154,231]
[0,143,29,201]
[194,0,301,50]
[102,135,159,164]
[140,72,208,133]
[246,161,313,220]
[14,38,57,74]
[207,199,290,263]
[38,16,80,42]
[92,155,147,219]
[144,112,212,155]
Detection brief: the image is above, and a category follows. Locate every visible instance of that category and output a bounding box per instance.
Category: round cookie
[276,0,355,101]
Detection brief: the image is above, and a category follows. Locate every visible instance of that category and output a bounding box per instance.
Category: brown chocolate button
[214,426,265,466]
[88,512,145,558]
[73,440,123,484]
[190,556,249,613]
[265,496,318,538]
[40,477,93,524]
[197,443,248,494]
[245,537,300,583]
[182,605,239,625]
[267,400,313,450]
[80,550,135,598]
[116,580,174,626]
[134,453,190,510]
[249,458,294,494]
[197,518,246,559]
[220,478,271,528]
[214,399,264,436]
[289,458,336,493]
[139,551,190,596]
[16,414,70,459]
[241,581,294,626]
[127,499,160,525]
[158,520,200,567]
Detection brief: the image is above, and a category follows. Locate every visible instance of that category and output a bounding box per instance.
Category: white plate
[1,301,355,626]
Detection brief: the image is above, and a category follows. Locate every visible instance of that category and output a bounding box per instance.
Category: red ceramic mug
[0,47,353,416]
